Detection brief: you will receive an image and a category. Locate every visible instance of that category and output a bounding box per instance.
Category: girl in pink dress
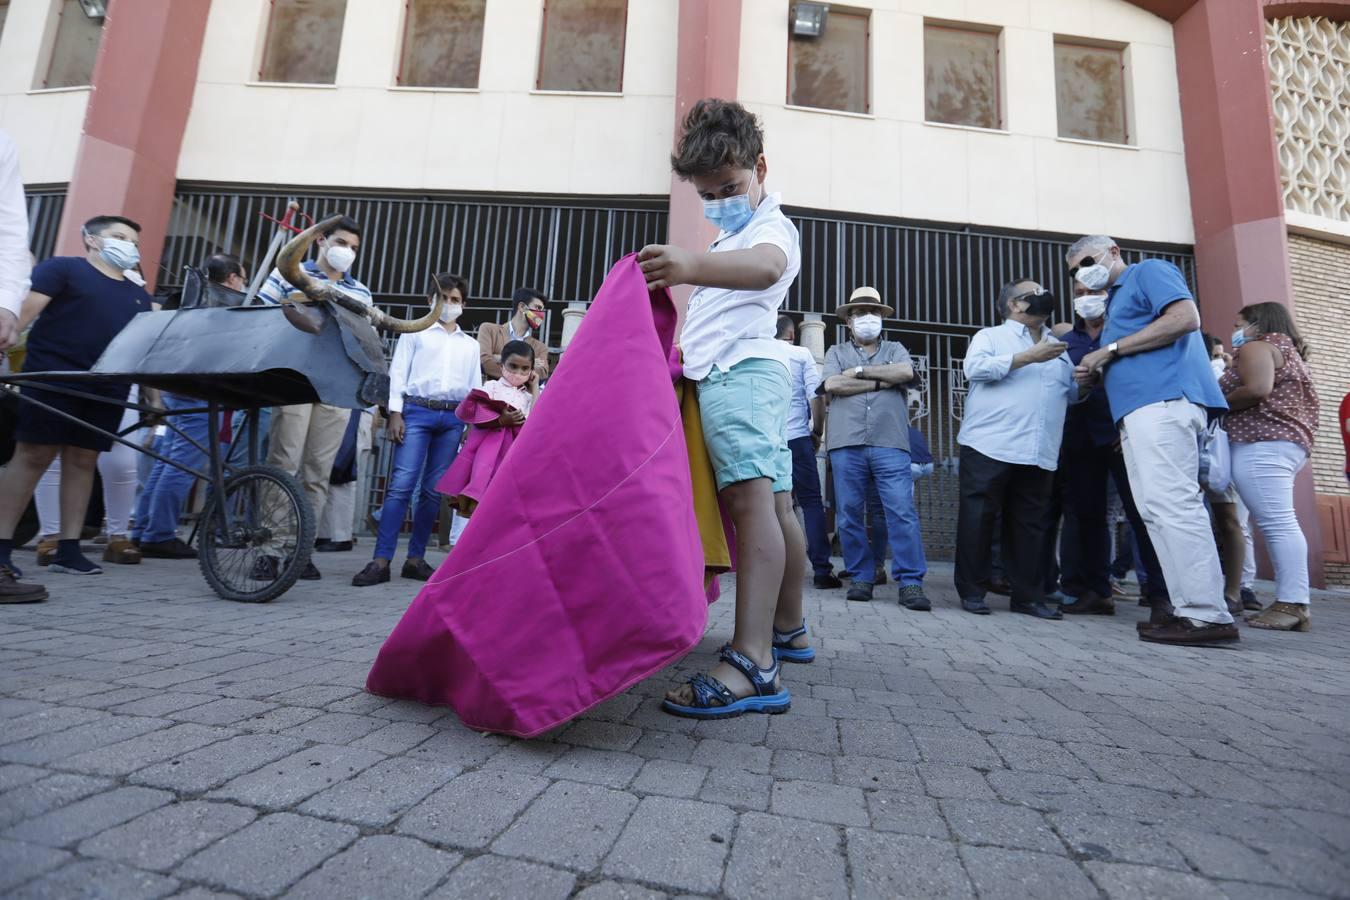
[436,340,538,518]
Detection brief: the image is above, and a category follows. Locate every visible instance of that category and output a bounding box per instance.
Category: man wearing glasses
[1065,235,1236,646]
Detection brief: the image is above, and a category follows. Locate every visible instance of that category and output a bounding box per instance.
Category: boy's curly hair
[671,99,764,179]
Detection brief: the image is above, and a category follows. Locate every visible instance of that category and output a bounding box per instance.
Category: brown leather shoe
[35,536,58,567]
[0,566,48,604]
[1136,599,1175,633]
[1139,616,1239,645]
[102,536,143,565]
[1061,589,1115,616]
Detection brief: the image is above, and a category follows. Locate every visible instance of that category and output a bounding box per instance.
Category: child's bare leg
[774,491,809,650]
[667,477,784,704]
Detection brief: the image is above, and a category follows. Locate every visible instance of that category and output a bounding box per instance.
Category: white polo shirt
[680,192,801,382]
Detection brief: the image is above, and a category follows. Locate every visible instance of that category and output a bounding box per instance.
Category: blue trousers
[830,445,927,587]
[788,435,833,577]
[373,404,464,561]
[132,394,211,543]
[227,407,271,466]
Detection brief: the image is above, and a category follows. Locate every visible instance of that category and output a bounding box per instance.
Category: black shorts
[14,383,127,452]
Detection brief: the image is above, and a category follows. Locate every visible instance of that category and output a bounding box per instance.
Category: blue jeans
[373,404,464,561]
[132,394,212,543]
[788,436,832,577]
[831,445,927,587]
[227,407,271,466]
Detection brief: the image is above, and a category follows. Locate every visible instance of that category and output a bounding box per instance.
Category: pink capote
[434,390,520,506]
[366,255,711,737]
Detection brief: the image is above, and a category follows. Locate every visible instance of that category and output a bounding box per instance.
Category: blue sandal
[662,644,791,719]
[772,621,815,664]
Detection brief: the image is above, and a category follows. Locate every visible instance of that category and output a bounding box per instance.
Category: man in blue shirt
[955,278,1076,620]
[255,215,370,581]
[1067,235,1236,646]
[0,215,154,596]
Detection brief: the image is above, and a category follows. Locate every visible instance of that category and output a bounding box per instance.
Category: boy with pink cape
[366,254,730,737]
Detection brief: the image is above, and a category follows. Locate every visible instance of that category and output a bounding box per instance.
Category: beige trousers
[266,403,348,551]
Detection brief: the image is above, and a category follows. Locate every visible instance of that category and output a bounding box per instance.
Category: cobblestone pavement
[2,546,1349,899]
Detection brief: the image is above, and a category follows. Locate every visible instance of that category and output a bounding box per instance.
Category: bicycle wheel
[198,464,315,603]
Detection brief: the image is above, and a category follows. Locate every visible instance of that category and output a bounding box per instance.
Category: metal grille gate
[22,185,1197,555]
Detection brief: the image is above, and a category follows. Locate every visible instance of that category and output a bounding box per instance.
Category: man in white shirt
[0,129,29,350]
[777,315,840,590]
[353,273,480,586]
[955,278,1077,620]
[256,215,371,581]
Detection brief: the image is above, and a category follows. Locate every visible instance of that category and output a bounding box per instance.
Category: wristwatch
[853,365,864,378]
[1106,341,1120,358]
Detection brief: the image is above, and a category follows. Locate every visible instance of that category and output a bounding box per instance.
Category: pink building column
[55,0,212,294]
[667,0,742,319]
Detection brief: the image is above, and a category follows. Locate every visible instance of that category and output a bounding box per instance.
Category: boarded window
[43,0,104,89]
[788,7,869,114]
[924,24,1000,130]
[1055,41,1128,144]
[537,0,627,92]
[398,0,486,88]
[259,0,348,84]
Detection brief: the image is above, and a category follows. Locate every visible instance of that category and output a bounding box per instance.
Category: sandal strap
[772,620,808,645]
[687,673,737,709]
[718,644,780,698]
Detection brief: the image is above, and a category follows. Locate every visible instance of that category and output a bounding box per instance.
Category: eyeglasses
[1068,254,1101,276]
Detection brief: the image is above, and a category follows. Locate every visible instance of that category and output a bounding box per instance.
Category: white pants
[319,481,356,543]
[1236,496,1256,590]
[1120,400,1233,624]
[1231,440,1310,605]
[36,405,143,538]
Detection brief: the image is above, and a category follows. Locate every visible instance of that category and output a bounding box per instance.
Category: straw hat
[835,285,894,319]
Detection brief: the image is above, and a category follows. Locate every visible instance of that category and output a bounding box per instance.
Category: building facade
[1,0,1346,583]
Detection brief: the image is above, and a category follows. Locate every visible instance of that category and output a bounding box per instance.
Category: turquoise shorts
[697,359,792,494]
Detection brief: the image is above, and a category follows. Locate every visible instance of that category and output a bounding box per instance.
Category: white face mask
[324,243,356,273]
[1073,293,1107,321]
[851,314,883,341]
[1074,253,1113,292]
[439,302,463,323]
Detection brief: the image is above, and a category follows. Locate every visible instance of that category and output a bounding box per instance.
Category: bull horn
[275,215,443,333]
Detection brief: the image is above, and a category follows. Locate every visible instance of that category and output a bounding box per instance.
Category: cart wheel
[198,464,315,603]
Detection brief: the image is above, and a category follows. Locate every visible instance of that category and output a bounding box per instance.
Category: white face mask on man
[324,243,356,273]
[1073,293,1107,321]
[851,314,883,341]
[1074,251,1113,292]
[439,302,463,323]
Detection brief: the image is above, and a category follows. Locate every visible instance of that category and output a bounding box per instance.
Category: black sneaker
[49,554,103,576]
[813,573,843,589]
[299,561,321,581]
[315,540,354,553]
[352,561,390,587]
[401,558,435,581]
[140,537,198,559]
[251,556,279,581]
[846,582,874,603]
[1010,600,1063,620]
[898,584,931,611]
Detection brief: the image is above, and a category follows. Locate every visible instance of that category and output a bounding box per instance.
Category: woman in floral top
[1218,302,1320,632]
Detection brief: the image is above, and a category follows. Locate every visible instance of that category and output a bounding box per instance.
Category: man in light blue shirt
[955,278,1076,620]
[1067,234,1236,646]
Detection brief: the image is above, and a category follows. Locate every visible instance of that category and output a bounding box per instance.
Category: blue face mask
[1232,327,1248,348]
[702,175,761,234]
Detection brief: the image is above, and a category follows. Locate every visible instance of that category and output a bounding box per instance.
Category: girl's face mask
[502,369,531,388]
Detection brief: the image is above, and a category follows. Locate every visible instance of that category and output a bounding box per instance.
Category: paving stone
[1084,861,1227,899]
[690,738,771,774]
[429,854,575,900]
[985,769,1097,814]
[692,714,770,744]
[232,705,323,734]
[6,858,178,899]
[287,835,460,900]
[560,719,643,751]
[1049,811,1187,868]
[168,698,275,725]
[0,706,106,745]
[833,756,922,792]
[959,846,1097,900]
[1166,831,1285,885]
[574,881,668,900]
[603,796,734,895]
[838,720,920,761]
[764,715,840,753]
[279,712,388,744]
[130,734,306,793]
[630,730,697,762]
[770,779,868,826]
[866,791,948,838]
[988,733,1095,778]
[78,801,257,871]
[723,811,847,900]
[771,749,834,782]
[940,800,1066,854]
[543,747,643,788]
[4,785,173,847]
[0,764,47,792]
[632,759,708,798]
[299,755,459,827]
[207,743,385,810]
[0,837,71,892]
[397,771,549,849]
[176,812,357,896]
[108,692,214,717]
[847,830,973,899]
[912,726,1004,768]
[62,723,236,776]
[480,740,569,774]
[917,764,997,800]
[0,772,112,829]
[405,724,509,768]
[699,767,772,811]
[0,714,169,765]
[349,720,437,755]
[494,781,637,870]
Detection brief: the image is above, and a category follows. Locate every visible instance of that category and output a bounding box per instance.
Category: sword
[243,200,302,306]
